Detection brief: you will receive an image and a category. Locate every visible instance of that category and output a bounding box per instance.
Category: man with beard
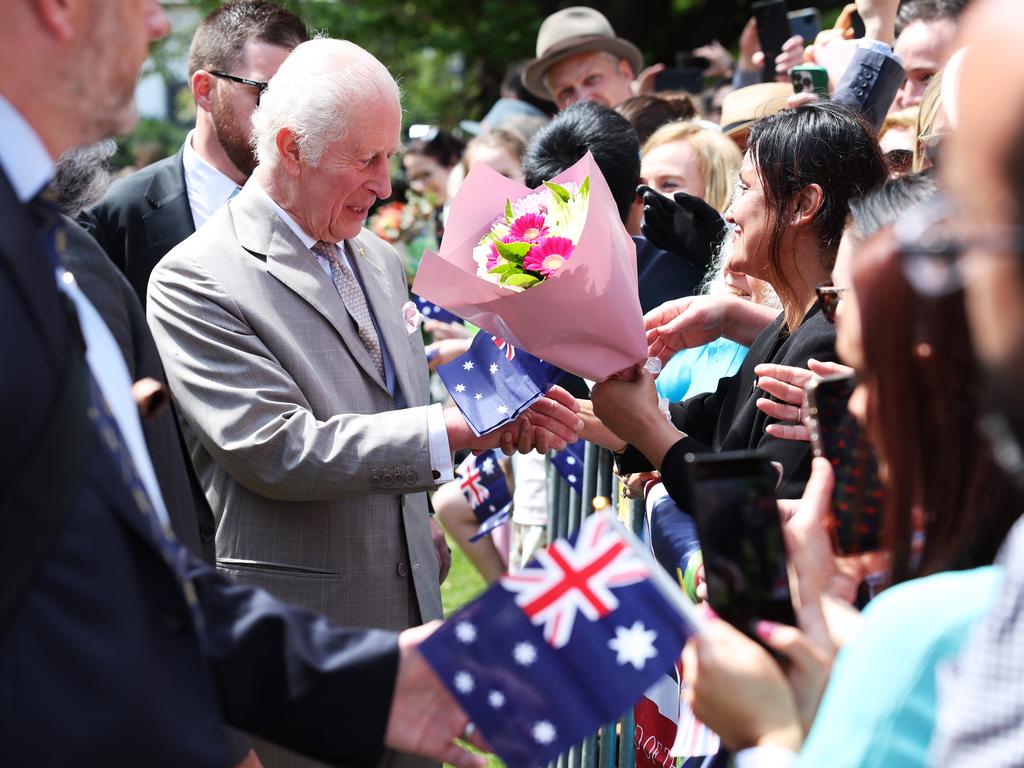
[917,0,1024,762]
[87,0,307,302]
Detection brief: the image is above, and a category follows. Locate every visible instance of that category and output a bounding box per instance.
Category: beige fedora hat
[719,82,793,140]
[522,7,643,101]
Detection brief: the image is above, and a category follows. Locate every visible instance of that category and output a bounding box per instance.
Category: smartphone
[687,451,797,643]
[850,8,867,38]
[654,66,704,95]
[787,7,821,44]
[806,374,885,555]
[752,0,791,82]
[791,64,830,97]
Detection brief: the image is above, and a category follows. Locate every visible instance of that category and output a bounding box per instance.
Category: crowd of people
[2,0,1024,766]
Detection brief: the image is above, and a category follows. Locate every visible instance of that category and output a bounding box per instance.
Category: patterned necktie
[29,188,207,648]
[312,240,385,380]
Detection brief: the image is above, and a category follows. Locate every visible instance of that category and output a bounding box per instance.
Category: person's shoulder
[93,152,183,214]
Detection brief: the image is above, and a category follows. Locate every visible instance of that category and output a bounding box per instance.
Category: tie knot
[312,240,339,262]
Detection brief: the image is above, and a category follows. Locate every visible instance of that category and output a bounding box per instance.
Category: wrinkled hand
[590,367,663,448]
[429,517,452,584]
[693,40,734,78]
[639,186,727,274]
[424,318,472,341]
[427,338,473,370]
[755,359,854,441]
[386,622,490,768]
[683,617,803,752]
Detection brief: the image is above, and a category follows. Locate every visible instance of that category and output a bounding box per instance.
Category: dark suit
[618,305,837,500]
[85,147,195,304]
[0,166,400,768]
[634,235,704,315]
[61,218,214,560]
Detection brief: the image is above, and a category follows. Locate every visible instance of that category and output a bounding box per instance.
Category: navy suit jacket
[0,168,400,768]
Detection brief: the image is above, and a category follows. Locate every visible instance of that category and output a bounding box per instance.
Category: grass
[440,537,506,768]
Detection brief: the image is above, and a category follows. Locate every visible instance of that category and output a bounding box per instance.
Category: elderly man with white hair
[147,38,581,768]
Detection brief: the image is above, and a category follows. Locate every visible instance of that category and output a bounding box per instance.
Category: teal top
[798,566,1002,768]
[655,337,748,402]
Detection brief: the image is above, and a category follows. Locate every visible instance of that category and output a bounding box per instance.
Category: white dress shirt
[251,181,454,483]
[182,129,240,230]
[0,95,171,526]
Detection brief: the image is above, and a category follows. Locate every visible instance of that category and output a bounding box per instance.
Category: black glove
[639,185,727,274]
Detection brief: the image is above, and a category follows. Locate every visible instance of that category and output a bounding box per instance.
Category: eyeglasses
[210,71,269,105]
[895,194,1024,297]
[815,283,847,323]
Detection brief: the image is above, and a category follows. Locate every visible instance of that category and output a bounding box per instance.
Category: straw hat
[522,7,643,101]
[719,82,793,139]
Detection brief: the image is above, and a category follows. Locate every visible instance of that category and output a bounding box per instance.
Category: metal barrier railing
[545,442,645,768]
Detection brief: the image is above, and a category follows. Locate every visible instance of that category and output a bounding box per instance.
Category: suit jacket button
[370,473,382,489]
[431,469,440,480]
[397,562,410,577]
[406,470,418,485]
[381,469,395,488]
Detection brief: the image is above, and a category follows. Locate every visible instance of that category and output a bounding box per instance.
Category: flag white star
[422,306,433,316]
[454,384,466,393]
[463,361,474,371]
[513,641,537,666]
[481,458,495,475]
[454,621,477,644]
[489,363,499,374]
[566,456,576,466]
[474,393,483,400]
[496,404,509,415]
[488,690,506,709]
[567,474,577,484]
[608,621,659,670]
[532,721,557,745]
[454,671,475,694]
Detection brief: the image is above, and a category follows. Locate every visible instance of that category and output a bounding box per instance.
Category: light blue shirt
[0,95,171,526]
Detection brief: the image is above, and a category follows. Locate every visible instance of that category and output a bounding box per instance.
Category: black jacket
[619,305,837,500]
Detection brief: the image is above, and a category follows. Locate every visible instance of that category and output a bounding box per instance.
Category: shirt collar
[182,129,241,210]
[250,179,320,250]
[0,95,55,203]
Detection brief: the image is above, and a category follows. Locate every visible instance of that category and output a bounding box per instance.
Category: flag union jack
[492,336,516,361]
[502,514,651,648]
[459,464,489,506]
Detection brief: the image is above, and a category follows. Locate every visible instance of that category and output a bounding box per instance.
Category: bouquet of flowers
[412,152,646,382]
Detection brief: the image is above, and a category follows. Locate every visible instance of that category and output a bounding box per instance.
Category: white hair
[251,38,401,169]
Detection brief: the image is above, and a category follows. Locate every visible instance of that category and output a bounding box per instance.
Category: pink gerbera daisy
[486,240,503,270]
[508,213,549,242]
[523,236,575,277]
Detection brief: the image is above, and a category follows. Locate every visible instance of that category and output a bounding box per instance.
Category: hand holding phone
[687,451,797,645]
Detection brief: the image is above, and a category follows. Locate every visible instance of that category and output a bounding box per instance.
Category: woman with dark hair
[401,128,465,206]
[587,103,889,499]
[679,230,1020,767]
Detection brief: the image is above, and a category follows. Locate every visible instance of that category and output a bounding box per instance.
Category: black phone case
[752,0,791,75]
[807,375,885,554]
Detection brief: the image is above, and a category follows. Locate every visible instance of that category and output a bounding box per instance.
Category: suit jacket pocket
[216,558,339,578]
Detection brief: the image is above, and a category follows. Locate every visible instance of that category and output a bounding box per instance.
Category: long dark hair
[747,103,888,331]
[853,236,1019,584]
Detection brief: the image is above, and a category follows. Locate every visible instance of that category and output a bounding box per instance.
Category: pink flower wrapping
[412,152,646,382]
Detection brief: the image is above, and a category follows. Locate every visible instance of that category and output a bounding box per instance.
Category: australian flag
[456,449,514,541]
[437,332,562,437]
[412,293,463,326]
[550,441,585,493]
[419,511,696,768]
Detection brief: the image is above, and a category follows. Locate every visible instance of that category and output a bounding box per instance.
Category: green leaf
[544,181,571,203]
[505,198,513,224]
[488,264,515,276]
[494,239,533,264]
[504,273,542,288]
[579,176,590,196]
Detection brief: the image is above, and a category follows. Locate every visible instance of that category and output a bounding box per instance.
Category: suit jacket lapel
[233,186,389,392]
[141,149,195,262]
[349,234,424,405]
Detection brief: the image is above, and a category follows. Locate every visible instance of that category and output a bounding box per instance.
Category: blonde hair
[641,121,742,213]
[881,107,919,137]
[913,70,945,173]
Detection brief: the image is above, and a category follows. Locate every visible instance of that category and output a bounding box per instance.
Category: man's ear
[192,70,215,113]
[618,57,635,81]
[32,0,80,41]
[791,183,825,227]
[275,128,302,176]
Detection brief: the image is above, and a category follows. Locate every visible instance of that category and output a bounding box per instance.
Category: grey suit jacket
[147,181,443,632]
